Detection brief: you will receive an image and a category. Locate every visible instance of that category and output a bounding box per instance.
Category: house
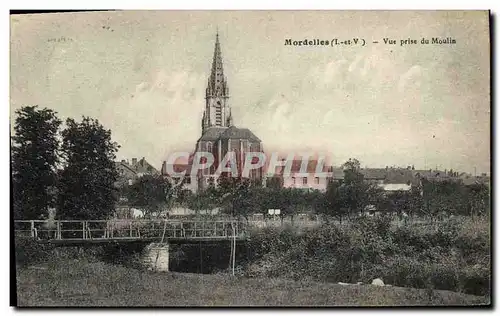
[130,157,160,177]
[114,157,160,218]
[276,159,333,192]
[460,173,490,187]
[115,160,138,187]
[115,157,160,187]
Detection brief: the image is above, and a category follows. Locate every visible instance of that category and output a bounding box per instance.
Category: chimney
[121,159,126,163]
[132,158,137,165]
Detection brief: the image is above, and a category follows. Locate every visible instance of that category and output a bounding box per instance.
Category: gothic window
[303,177,308,185]
[207,142,213,153]
[292,177,296,185]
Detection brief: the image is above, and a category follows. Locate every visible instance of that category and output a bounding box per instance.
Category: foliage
[421,179,490,218]
[265,176,283,190]
[244,216,490,296]
[216,176,263,219]
[14,238,55,267]
[186,184,219,215]
[127,175,172,217]
[11,106,62,219]
[57,117,119,220]
[314,158,383,221]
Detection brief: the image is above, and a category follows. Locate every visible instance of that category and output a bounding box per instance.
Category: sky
[10,11,490,174]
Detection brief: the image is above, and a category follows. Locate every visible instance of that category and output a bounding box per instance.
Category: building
[114,157,160,218]
[132,157,160,177]
[329,166,423,193]
[162,32,264,192]
[115,157,159,187]
[115,160,138,187]
[272,159,333,192]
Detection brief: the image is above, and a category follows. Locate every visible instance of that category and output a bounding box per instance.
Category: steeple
[206,30,229,98]
[202,31,231,132]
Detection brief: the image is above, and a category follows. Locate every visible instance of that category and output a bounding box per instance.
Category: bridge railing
[14,220,247,241]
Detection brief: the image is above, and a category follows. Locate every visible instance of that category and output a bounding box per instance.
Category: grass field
[15,259,489,307]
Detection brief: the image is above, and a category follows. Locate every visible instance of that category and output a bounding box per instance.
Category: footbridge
[14,219,249,245]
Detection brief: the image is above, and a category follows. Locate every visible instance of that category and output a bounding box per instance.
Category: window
[207,142,212,152]
[303,177,308,185]
[315,177,319,184]
[292,177,296,185]
[185,177,191,185]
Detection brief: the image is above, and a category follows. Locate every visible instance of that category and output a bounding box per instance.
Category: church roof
[198,127,228,141]
[198,126,261,142]
[218,126,261,142]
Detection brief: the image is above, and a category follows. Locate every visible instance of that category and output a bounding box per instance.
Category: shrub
[15,238,54,267]
[242,216,491,296]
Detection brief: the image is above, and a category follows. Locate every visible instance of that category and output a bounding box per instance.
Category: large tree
[315,180,349,223]
[57,117,119,219]
[217,176,262,220]
[317,158,383,222]
[187,184,219,216]
[127,175,172,218]
[11,106,62,219]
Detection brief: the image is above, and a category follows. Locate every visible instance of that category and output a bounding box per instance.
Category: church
[162,32,264,192]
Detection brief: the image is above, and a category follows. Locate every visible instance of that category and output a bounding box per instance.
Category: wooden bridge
[14,219,249,245]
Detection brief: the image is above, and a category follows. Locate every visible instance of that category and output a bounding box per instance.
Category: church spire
[207,29,228,98]
[203,31,231,131]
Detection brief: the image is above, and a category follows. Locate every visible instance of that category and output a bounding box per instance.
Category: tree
[11,106,62,219]
[316,159,383,222]
[467,183,489,217]
[340,158,378,218]
[318,180,349,223]
[384,191,411,219]
[127,175,172,218]
[57,117,119,220]
[216,176,262,220]
[265,176,283,190]
[187,184,219,216]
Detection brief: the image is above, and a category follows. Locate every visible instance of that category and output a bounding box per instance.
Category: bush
[15,238,54,267]
[242,216,490,296]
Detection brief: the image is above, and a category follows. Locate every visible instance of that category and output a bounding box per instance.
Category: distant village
[114,32,489,218]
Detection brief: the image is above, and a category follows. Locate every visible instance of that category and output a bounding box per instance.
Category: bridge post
[143,242,170,272]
